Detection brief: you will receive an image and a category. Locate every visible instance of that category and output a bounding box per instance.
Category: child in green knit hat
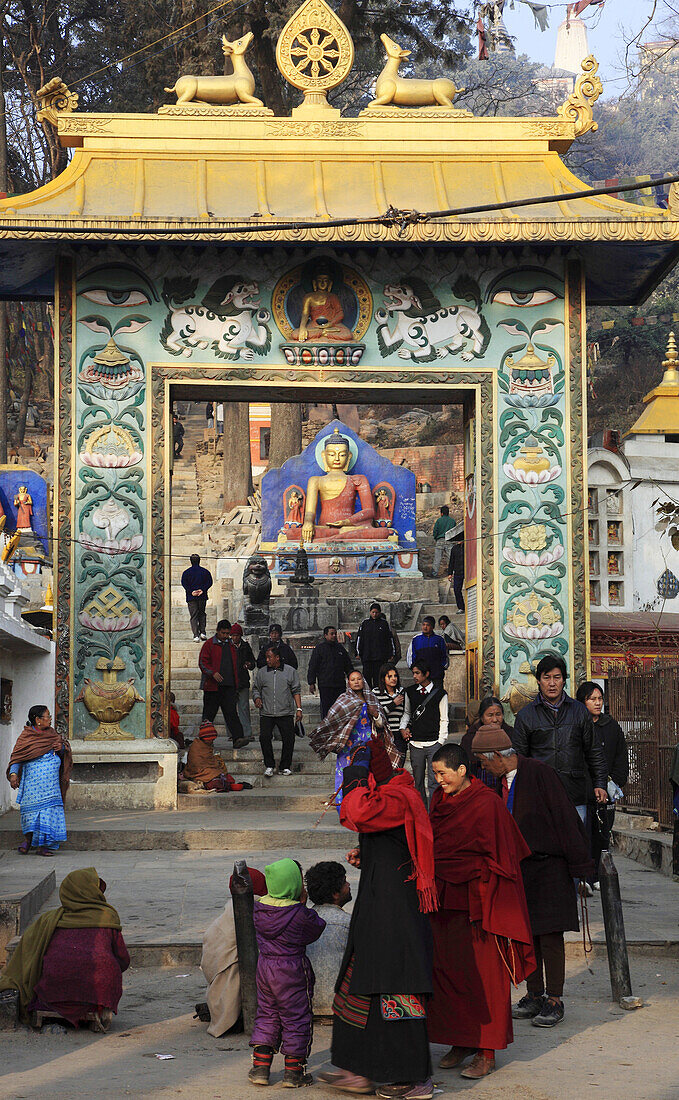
[249,858,326,1087]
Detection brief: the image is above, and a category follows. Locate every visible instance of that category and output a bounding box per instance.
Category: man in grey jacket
[252,645,302,777]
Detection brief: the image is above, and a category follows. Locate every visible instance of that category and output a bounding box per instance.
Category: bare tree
[268,404,302,469]
[223,402,253,509]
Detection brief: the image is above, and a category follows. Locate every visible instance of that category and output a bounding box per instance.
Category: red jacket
[199,637,240,691]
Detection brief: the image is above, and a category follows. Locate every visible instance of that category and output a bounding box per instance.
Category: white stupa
[554,13,589,75]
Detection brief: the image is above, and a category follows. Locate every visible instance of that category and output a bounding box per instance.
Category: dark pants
[319,683,344,720]
[260,714,296,771]
[187,597,207,638]
[409,742,439,808]
[453,571,465,612]
[202,688,244,743]
[526,931,566,998]
[361,661,383,690]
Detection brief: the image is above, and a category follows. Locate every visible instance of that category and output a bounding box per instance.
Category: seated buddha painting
[272,256,372,345]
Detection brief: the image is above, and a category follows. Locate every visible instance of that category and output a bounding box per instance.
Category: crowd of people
[174,568,466,789]
[1,642,632,1090]
[235,649,626,1094]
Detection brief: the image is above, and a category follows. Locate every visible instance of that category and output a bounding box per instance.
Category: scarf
[7,724,72,801]
[0,868,121,1018]
[310,688,401,769]
[340,770,438,914]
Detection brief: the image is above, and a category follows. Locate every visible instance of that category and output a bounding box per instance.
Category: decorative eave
[0,47,678,302]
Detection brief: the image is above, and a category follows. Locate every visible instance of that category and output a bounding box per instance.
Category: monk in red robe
[428,742,535,1080]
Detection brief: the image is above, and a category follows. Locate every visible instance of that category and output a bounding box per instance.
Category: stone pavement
[1,953,679,1099]
[0,845,677,965]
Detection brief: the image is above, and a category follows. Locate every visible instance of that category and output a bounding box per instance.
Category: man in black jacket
[256,623,298,669]
[307,626,354,718]
[356,603,396,688]
[512,654,608,822]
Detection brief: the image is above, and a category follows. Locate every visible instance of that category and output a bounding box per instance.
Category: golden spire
[662,331,679,385]
[624,329,679,436]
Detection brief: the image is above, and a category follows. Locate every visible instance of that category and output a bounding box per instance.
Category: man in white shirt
[400,660,449,806]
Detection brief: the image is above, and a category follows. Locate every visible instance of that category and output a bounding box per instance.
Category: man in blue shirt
[181,553,213,642]
[407,616,449,688]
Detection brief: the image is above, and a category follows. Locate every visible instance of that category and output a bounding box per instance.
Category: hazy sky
[501,0,667,96]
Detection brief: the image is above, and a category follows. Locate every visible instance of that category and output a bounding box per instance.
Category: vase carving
[77,656,143,740]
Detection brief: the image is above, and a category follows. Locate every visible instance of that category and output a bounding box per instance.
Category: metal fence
[608,665,678,829]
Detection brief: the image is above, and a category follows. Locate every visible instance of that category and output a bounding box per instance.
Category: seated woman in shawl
[7,705,72,856]
[200,865,267,1038]
[428,743,535,1080]
[318,734,437,1100]
[0,867,129,1030]
[309,670,398,813]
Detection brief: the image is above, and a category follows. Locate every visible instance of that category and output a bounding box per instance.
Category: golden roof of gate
[0,0,677,257]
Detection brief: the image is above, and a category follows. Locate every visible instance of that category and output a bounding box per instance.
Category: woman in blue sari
[7,706,72,856]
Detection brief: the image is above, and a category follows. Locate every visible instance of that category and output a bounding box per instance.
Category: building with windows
[588,333,679,675]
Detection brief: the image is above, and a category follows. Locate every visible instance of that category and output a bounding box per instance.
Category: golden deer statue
[369,33,464,109]
[165,31,264,107]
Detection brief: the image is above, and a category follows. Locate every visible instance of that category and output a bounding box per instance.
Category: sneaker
[316,1070,374,1094]
[532,996,565,1028]
[200,633,207,640]
[584,882,594,897]
[264,767,275,778]
[512,993,545,1019]
[193,636,201,643]
[376,1080,434,1100]
[281,768,293,776]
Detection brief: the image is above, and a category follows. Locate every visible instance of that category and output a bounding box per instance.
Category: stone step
[177,790,331,812]
[0,810,345,851]
[0,866,56,966]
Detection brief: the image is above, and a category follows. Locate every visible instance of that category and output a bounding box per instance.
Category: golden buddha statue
[292,270,354,343]
[301,429,395,543]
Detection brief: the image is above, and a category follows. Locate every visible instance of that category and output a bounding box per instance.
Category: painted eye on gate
[81,288,151,307]
[491,289,558,308]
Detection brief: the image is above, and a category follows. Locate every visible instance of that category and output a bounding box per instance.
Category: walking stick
[230,859,259,1032]
[599,851,642,1010]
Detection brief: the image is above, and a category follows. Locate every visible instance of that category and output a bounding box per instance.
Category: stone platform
[68,739,179,812]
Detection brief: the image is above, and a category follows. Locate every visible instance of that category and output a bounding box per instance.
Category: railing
[607,665,678,829]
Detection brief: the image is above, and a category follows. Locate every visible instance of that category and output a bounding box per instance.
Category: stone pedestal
[68,739,178,811]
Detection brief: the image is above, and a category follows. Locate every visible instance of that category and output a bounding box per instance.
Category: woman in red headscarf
[428,742,535,1081]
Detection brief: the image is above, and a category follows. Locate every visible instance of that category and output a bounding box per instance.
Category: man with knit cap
[249,858,325,1088]
[471,723,593,1029]
[183,722,245,792]
[318,734,436,1100]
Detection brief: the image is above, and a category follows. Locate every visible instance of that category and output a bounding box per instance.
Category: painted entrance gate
[2,0,677,742]
[54,244,586,737]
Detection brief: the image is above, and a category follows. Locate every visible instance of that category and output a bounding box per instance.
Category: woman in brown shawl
[7,705,72,856]
[0,867,129,1029]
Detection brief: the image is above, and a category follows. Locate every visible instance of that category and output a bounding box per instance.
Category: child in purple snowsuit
[249,857,325,1088]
